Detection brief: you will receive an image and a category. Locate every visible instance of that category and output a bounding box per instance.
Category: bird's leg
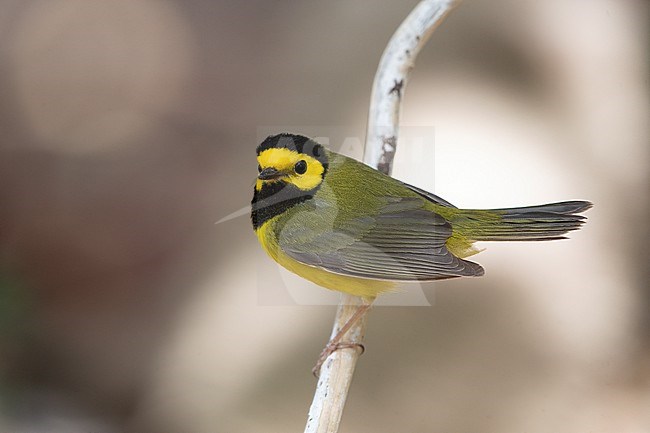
[312,301,372,377]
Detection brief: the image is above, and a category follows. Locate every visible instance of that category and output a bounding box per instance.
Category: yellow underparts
[256,218,392,300]
[426,203,489,258]
[446,233,483,258]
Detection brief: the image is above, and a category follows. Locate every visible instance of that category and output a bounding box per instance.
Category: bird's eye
[257,164,262,173]
[294,160,307,174]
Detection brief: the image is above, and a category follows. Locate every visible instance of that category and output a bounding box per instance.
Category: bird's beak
[258,167,286,180]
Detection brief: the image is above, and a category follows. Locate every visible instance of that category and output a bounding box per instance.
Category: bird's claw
[312,342,365,377]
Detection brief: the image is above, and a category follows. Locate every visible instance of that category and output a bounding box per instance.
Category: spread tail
[465,200,592,242]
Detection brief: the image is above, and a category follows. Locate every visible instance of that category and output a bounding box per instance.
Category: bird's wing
[403,182,457,208]
[278,197,484,281]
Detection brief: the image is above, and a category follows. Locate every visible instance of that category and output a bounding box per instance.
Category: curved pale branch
[304,1,461,432]
[365,0,460,175]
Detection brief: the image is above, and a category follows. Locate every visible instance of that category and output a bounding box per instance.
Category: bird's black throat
[251,181,317,230]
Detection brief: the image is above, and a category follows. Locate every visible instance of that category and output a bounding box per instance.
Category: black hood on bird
[251,181,317,231]
[256,133,329,175]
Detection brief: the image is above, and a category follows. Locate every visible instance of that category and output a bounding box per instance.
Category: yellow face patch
[256,147,325,191]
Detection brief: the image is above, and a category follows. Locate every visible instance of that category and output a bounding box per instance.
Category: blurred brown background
[0,0,648,432]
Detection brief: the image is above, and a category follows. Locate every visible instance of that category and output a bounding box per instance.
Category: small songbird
[251,133,591,372]
[252,133,591,297]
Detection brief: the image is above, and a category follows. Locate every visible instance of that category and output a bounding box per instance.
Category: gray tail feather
[471,200,592,242]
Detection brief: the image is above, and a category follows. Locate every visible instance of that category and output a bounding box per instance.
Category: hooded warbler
[251,133,591,300]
